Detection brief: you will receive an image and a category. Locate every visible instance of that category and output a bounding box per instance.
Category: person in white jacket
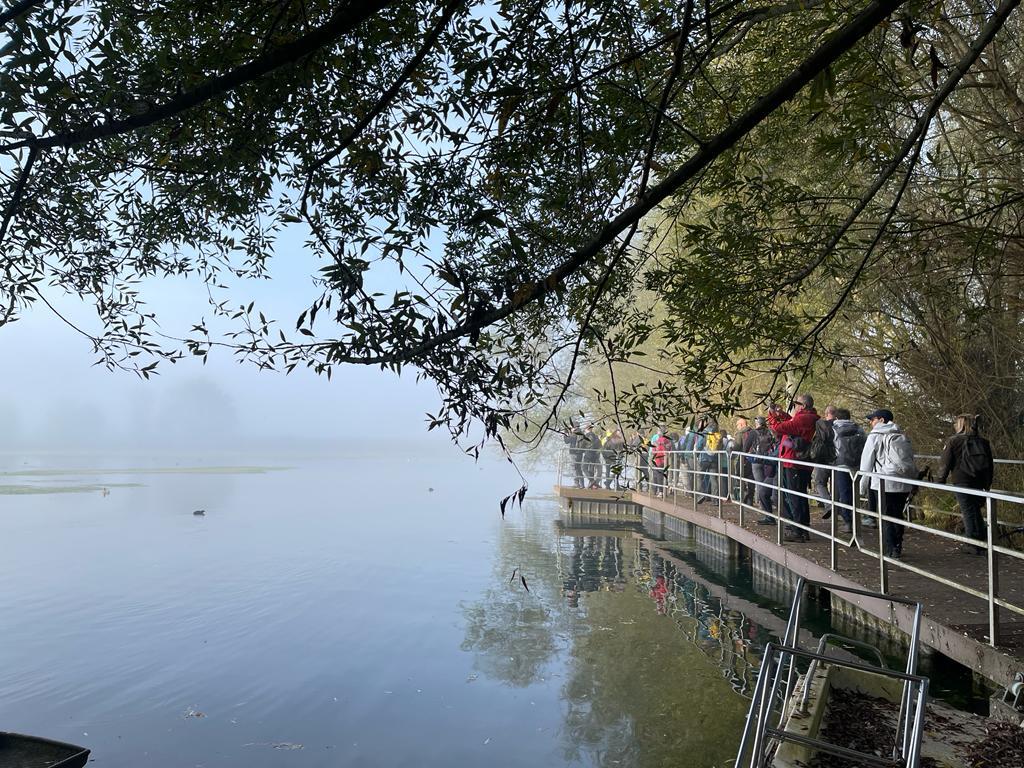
[858,409,917,559]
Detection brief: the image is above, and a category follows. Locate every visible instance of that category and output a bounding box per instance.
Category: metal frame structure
[734,578,929,768]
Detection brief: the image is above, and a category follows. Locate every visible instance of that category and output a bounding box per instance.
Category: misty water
[0,447,984,767]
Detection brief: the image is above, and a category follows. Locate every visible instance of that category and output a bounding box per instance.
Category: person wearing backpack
[858,409,917,559]
[744,416,779,525]
[810,405,838,518]
[831,408,866,535]
[767,395,819,541]
[697,419,721,503]
[734,418,755,507]
[937,414,994,555]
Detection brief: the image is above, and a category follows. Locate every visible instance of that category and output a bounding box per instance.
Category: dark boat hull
[0,732,90,768]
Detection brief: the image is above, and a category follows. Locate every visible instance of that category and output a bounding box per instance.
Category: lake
[0,446,979,767]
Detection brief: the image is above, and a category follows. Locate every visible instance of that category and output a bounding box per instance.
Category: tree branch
[3,0,395,152]
[301,0,464,207]
[326,0,912,366]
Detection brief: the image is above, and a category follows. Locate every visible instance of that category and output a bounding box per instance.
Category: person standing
[564,420,585,488]
[831,408,865,535]
[697,419,721,503]
[734,417,755,507]
[858,409,917,559]
[582,424,601,488]
[604,428,627,490]
[937,414,994,556]
[651,428,671,495]
[767,395,819,542]
[629,430,650,491]
[745,416,779,525]
[811,405,838,518]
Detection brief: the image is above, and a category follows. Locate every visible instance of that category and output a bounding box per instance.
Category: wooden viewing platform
[555,484,1024,687]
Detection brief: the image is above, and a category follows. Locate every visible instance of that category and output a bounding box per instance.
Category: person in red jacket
[767,394,820,542]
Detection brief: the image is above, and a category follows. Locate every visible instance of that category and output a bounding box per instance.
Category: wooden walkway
[556,484,1024,687]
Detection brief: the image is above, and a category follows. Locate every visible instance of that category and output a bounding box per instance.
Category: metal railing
[556,444,1024,647]
[735,578,928,768]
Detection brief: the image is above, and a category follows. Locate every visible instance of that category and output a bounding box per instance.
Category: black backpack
[809,419,837,464]
[959,436,991,482]
[751,428,778,463]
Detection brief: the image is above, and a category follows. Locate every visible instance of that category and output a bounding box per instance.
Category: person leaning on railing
[937,414,994,556]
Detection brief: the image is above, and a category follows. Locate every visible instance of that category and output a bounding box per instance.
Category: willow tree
[1,0,1019,449]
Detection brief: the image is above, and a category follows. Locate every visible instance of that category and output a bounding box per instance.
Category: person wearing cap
[767,394,819,542]
[858,408,917,559]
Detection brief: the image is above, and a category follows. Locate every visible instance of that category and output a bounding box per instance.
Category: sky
[0,226,448,450]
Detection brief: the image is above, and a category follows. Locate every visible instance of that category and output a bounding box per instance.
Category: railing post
[878,483,888,593]
[986,495,1001,647]
[736,454,745,528]
[851,474,860,544]
[776,460,784,546]
[829,464,837,571]
[718,452,726,519]
[557,446,564,488]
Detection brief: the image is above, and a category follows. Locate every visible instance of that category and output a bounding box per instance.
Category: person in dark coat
[744,416,778,525]
[831,408,866,535]
[937,414,994,555]
[734,418,755,507]
[563,420,586,487]
[582,425,601,488]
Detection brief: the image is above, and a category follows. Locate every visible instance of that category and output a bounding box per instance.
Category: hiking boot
[783,531,805,543]
[861,517,877,528]
[820,509,832,520]
[840,523,853,535]
[756,516,774,525]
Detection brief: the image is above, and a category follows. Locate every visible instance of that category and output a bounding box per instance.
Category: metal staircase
[735,579,930,768]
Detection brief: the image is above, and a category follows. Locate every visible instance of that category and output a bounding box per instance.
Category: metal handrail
[735,578,928,768]
[557,444,1024,647]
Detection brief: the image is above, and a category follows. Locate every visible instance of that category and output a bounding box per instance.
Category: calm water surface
[1,446,971,767]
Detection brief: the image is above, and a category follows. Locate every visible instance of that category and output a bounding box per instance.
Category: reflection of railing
[635,546,773,698]
[557,446,1024,647]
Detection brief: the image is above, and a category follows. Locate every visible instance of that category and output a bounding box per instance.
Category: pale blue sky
[0,225,447,448]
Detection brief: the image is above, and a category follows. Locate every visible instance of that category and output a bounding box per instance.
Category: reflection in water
[632,546,774,698]
[554,530,749,767]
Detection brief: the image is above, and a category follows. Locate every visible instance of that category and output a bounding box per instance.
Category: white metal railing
[556,444,1024,647]
[735,578,929,768]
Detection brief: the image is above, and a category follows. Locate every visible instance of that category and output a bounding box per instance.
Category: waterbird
[193,509,206,516]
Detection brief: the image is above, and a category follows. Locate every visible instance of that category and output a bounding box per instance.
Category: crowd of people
[563,396,996,559]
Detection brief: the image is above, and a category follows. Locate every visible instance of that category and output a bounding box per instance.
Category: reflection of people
[649,575,668,614]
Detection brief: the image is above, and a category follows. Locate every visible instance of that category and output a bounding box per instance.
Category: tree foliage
[1,0,1020,448]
